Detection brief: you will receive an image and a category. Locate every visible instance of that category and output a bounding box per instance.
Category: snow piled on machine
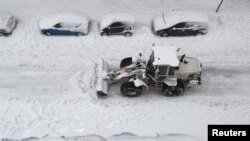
[38,11,89,31]
[152,46,179,66]
[153,10,208,32]
[100,12,135,30]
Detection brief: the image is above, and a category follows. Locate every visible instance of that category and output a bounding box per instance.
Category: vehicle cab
[146,46,202,87]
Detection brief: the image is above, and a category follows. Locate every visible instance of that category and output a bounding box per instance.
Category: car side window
[54,23,63,28]
[110,22,124,28]
[174,22,187,28]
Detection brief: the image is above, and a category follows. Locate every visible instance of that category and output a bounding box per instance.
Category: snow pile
[100,12,135,29]
[2,133,203,141]
[153,10,208,31]
[39,11,89,29]
[0,12,11,28]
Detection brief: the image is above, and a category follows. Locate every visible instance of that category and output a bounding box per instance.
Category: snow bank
[100,12,135,30]
[38,12,89,29]
[153,10,208,31]
[152,46,179,67]
[3,133,202,141]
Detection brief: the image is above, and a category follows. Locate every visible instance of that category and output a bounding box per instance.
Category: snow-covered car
[100,12,135,37]
[39,12,89,36]
[153,10,208,37]
[0,12,16,36]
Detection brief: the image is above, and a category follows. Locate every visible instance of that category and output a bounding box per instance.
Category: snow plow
[95,45,202,98]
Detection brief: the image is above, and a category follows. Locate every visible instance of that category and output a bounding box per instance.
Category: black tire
[162,82,185,97]
[120,82,142,97]
[124,32,132,37]
[120,57,133,69]
[160,33,168,37]
[101,32,108,36]
[45,32,52,36]
[77,32,85,36]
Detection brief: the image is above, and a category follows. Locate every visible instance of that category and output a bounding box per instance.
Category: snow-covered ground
[0,0,250,140]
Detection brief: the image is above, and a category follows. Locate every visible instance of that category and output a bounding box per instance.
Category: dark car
[153,10,208,37]
[100,12,135,37]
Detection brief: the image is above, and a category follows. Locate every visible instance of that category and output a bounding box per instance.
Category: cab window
[157,66,167,76]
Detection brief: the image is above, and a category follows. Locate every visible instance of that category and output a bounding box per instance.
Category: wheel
[77,32,85,36]
[45,32,52,36]
[101,32,108,36]
[124,32,132,37]
[162,82,185,97]
[120,82,142,97]
[160,33,168,37]
[120,57,133,69]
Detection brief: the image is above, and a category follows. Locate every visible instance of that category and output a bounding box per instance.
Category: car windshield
[174,22,186,28]
[110,22,124,28]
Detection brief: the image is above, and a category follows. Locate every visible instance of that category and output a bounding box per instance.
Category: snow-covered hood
[100,12,135,30]
[179,57,202,74]
[39,11,89,29]
[153,10,208,32]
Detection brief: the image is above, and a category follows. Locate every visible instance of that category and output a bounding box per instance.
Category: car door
[185,22,198,35]
[108,22,125,34]
[170,22,187,36]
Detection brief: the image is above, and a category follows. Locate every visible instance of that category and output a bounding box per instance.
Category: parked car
[0,12,16,36]
[153,10,208,37]
[39,11,89,36]
[100,12,135,37]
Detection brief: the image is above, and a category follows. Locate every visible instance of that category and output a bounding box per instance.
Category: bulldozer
[96,45,202,97]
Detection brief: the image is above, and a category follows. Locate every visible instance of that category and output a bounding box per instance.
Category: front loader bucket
[96,59,109,97]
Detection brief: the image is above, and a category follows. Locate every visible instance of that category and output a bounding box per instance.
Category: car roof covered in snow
[39,11,89,29]
[153,10,208,31]
[100,12,135,29]
[152,46,179,67]
[0,12,12,28]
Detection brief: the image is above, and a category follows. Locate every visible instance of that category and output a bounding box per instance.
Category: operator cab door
[108,22,125,34]
[169,22,187,36]
[146,52,156,77]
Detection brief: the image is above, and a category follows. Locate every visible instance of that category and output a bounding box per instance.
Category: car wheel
[162,82,185,97]
[124,32,132,37]
[77,32,85,36]
[120,57,133,69]
[45,32,52,36]
[160,33,168,37]
[120,82,142,97]
[101,32,108,36]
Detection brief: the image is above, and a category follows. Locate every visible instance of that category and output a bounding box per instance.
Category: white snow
[0,12,12,28]
[0,0,250,140]
[153,10,208,31]
[152,46,179,66]
[39,11,89,31]
[100,12,135,30]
